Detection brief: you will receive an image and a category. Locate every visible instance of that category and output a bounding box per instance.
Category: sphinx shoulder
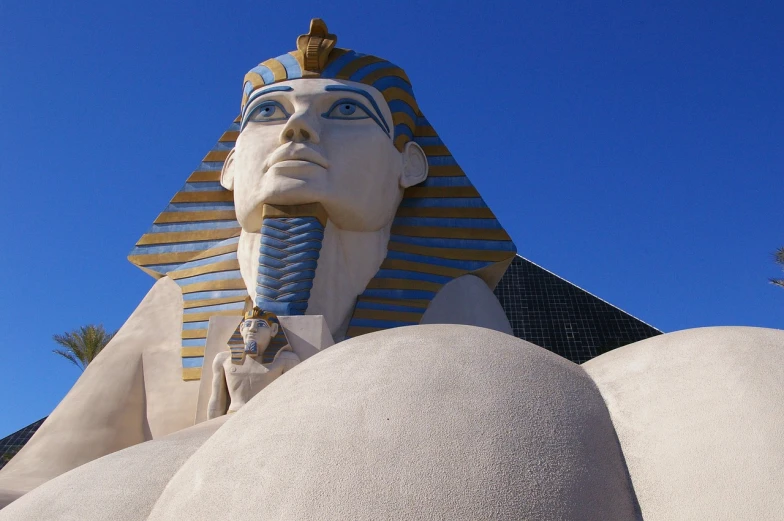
[272,348,301,363]
[421,274,513,335]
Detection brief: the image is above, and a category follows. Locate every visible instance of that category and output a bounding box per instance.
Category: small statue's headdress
[243,306,277,324]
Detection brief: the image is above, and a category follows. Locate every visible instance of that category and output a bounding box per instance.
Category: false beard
[244,339,258,355]
[255,213,325,316]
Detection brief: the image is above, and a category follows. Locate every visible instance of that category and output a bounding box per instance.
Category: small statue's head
[240,307,280,355]
[220,19,428,233]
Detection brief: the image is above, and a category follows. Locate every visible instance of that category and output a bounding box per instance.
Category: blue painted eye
[256,106,276,118]
[323,99,370,120]
[256,321,269,329]
[338,103,356,115]
[243,100,290,128]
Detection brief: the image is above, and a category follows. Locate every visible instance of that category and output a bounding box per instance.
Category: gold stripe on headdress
[261,58,288,83]
[335,55,386,80]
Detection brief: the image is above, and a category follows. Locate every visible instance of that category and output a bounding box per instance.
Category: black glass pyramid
[494,255,661,363]
[0,417,46,470]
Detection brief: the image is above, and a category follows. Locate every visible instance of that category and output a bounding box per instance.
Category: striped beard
[244,339,258,354]
[254,214,325,316]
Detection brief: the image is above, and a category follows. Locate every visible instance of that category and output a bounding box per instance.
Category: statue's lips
[264,145,329,173]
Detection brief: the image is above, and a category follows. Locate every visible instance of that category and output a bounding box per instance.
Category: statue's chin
[237,179,330,232]
[260,168,329,204]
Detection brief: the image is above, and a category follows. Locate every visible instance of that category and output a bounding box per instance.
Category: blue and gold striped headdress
[129,19,517,380]
[243,306,277,323]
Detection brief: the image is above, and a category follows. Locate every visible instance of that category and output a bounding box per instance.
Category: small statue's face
[240,319,279,355]
[222,79,427,232]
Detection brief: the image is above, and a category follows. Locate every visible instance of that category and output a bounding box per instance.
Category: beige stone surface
[8,323,782,519]
[278,314,334,360]
[0,417,227,521]
[0,277,197,496]
[0,490,21,511]
[583,326,784,520]
[421,274,513,334]
[147,325,638,521]
[140,278,200,437]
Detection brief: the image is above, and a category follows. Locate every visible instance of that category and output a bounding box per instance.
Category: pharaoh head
[219,19,429,233]
[131,19,517,381]
[240,307,279,355]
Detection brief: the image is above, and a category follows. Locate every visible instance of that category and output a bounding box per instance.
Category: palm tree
[52,324,117,370]
[772,247,784,289]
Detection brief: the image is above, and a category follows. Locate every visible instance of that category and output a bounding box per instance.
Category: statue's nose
[280,110,320,144]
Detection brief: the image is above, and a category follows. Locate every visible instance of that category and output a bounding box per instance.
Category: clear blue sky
[1,0,781,435]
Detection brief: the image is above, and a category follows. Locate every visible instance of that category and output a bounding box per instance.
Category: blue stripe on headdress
[392,216,502,229]
[388,100,418,124]
[349,61,394,82]
[248,65,275,85]
[375,269,452,285]
[372,76,414,93]
[393,124,414,141]
[398,197,488,208]
[321,51,362,77]
[350,318,418,329]
[276,53,303,79]
[413,136,443,147]
[385,250,491,271]
[182,357,204,368]
[420,177,473,188]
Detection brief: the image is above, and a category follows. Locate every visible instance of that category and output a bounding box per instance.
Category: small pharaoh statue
[207,307,300,419]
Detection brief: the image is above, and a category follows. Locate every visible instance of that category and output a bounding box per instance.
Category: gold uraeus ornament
[297,18,337,74]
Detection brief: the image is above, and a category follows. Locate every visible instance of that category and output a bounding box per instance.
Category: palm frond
[52,324,118,371]
[771,247,784,290]
[52,348,85,370]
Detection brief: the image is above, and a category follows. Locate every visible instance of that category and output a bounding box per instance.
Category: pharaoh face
[240,318,279,355]
[221,78,428,232]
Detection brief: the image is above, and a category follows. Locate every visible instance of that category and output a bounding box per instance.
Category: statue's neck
[238,221,389,340]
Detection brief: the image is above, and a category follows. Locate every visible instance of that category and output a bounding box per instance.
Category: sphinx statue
[0,19,516,504]
[1,19,783,521]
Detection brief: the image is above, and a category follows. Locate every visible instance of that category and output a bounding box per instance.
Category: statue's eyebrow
[244,86,294,114]
[324,85,390,134]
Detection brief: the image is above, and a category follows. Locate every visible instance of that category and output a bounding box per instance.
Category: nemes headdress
[243,306,276,323]
[129,19,517,381]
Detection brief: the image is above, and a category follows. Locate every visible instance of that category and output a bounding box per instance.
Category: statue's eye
[243,321,253,328]
[338,103,356,115]
[244,101,289,127]
[323,99,370,120]
[256,321,268,329]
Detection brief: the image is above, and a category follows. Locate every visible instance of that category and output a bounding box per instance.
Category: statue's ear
[400,141,428,188]
[220,148,236,191]
[269,322,279,337]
